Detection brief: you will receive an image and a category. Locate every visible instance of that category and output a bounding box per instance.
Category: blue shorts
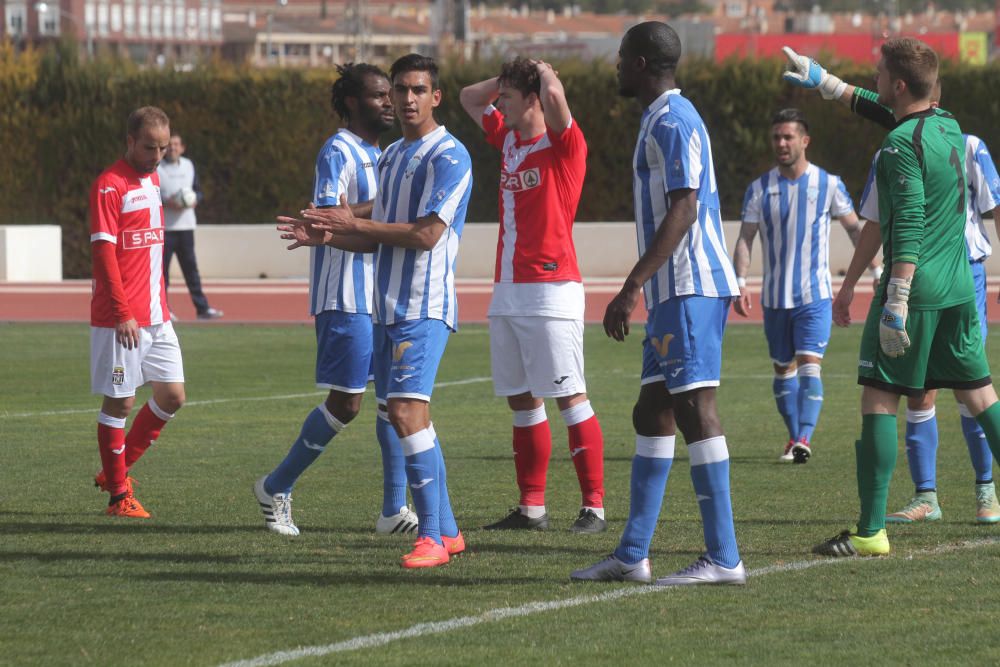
[315,310,373,393]
[373,319,451,403]
[972,260,988,344]
[640,295,731,393]
[762,299,832,365]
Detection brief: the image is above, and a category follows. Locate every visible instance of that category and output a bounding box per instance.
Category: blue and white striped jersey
[963,135,1000,262]
[741,163,854,309]
[632,89,738,309]
[860,134,1000,262]
[309,129,379,316]
[372,125,472,330]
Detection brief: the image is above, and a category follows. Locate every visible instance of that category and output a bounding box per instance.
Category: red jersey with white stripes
[483,106,587,284]
[90,159,169,327]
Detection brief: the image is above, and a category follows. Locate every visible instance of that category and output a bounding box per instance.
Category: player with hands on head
[458,56,608,534]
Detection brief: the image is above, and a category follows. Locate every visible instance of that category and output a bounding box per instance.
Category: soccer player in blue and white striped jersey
[292,54,472,569]
[255,64,419,538]
[733,109,873,464]
[572,21,745,586]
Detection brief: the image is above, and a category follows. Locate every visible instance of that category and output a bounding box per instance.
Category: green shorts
[858,298,991,396]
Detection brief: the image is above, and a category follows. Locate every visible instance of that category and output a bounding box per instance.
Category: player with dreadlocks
[254,63,414,537]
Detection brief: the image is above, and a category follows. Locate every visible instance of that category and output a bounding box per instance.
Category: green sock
[857,414,898,537]
[974,402,1000,461]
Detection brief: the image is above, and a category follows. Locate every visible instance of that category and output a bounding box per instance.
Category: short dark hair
[497,57,541,98]
[881,37,938,100]
[330,62,389,122]
[771,108,809,133]
[127,106,169,137]
[389,53,439,90]
[625,21,682,74]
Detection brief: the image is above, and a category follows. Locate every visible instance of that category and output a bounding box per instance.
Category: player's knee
[907,390,936,411]
[325,392,362,424]
[797,362,821,379]
[773,362,796,376]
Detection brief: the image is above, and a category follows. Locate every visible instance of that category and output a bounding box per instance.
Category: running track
[3,279,1000,324]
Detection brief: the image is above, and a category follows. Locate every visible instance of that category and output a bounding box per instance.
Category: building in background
[2,0,997,66]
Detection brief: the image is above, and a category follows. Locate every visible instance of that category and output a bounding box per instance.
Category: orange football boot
[441,532,465,557]
[106,494,151,518]
[401,537,449,569]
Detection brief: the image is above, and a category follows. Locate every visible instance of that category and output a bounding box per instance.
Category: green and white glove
[782,46,848,101]
[879,277,911,358]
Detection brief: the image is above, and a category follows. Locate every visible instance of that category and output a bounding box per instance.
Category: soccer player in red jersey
[90,107,186,518]
[460,58,607,533]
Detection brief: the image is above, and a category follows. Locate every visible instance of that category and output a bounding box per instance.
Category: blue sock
[796,364,823,443]
[376,416,408,516]
[960,409,994,484]
[266,404,342,495]
[401,428,441,544]
[689,437,741,569]
[614,435,674,564]
[430,425,458,538]
[773,373,799,441]
[905,408,938,492]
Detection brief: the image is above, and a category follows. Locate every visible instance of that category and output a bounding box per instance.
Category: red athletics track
[3,278,1000,324]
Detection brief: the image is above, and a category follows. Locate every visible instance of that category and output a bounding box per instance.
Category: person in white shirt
[157,133,222,320]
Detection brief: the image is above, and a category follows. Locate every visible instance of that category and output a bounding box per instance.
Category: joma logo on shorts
[122,228,164,249]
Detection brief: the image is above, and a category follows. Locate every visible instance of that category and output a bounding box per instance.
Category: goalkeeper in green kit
[786,37,1000,557]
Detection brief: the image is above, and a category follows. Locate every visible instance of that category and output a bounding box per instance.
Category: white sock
[519,504,546,519]
[583,506,605,520]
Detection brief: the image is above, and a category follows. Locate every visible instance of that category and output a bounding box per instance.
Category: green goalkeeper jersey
[870,107,973,309]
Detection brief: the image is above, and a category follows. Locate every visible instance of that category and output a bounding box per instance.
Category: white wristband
[736,276,747,288]
[869,266,883,281]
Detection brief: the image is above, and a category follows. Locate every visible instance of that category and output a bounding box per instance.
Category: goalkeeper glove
[879,277,911,358]
[782,46,848,101]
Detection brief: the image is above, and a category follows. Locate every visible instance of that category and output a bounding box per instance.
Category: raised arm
[535,60,572,131]
[459,76,499,130]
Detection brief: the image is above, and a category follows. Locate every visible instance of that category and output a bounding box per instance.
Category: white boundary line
[0,377,494,419]
[0,372,863,420]
[218,536,1000,667]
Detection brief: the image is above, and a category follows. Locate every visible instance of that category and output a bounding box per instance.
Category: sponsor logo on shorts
[500,168,541,192]
[122,228,164,250]
[670,367,684,378]
[111,366,125,385]
[859,359,874,368]
[394,374,414,383]
[650,334,674,358]
[553,375,570,385]
[393,341,413,362]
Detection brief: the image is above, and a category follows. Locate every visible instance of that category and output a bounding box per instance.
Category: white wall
[174,221,872,281]
[0,225,63,281]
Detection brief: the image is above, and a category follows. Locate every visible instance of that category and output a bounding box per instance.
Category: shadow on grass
[137,569,553,586]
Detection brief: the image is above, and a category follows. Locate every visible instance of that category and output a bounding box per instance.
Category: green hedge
[3,40,1000,277]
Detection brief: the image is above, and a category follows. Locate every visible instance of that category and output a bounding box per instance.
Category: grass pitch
[3,322,1000,666]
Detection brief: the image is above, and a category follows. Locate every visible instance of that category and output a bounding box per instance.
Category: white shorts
[489,315,586,398]
[90,321,185,397]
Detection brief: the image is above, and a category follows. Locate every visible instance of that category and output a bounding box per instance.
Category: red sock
[568,415,605,508]
[124,402,169,468]
[512,421,552,507]
[98,422,128,497]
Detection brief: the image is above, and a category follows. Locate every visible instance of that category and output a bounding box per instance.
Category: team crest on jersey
[500,168,541,192]
[111,366,125,385]
[807,186,819,203]
[122,228,164,250]
[650,334,674,358]
[403,156,422,179]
